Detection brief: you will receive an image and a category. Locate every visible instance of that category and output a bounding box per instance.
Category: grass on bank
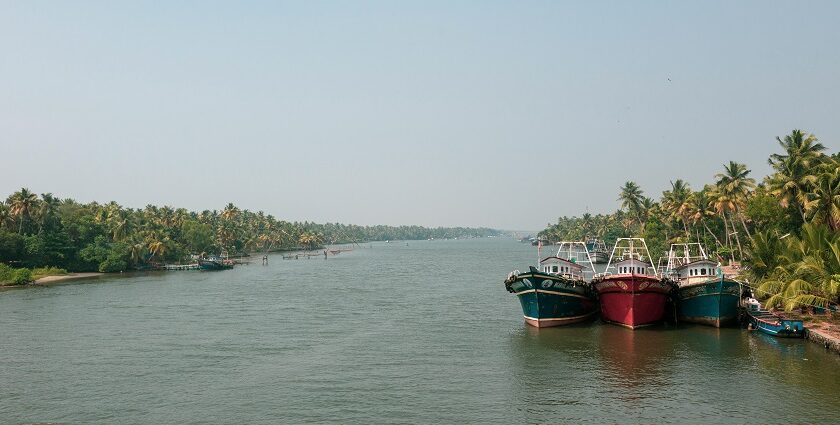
[0,264,67,285]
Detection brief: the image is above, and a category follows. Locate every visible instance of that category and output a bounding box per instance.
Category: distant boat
[198,257,234,271]
[591,238,674,329]
[504,241,598,327]
[745,299,804,338]
[664,243,742,327]
[585,237,609,264]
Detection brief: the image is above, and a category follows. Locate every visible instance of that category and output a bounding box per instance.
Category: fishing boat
[744,298,805,338]
[585,237,610,264]
[504,242,598,327]
[198,256,234,271]
[664,243,742,327]
[591,238,673,329]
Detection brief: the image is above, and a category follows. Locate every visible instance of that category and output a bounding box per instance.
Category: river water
[2,238,839,423]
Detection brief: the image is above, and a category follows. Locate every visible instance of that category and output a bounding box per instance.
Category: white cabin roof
[539,256,584,270]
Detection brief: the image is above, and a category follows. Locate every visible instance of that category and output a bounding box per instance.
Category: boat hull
[590,251,610,264]
[506,272,597,328]
[198,259,233,271]
[592,275,672,329]
[675,278,741,327]
[748,309,805,338]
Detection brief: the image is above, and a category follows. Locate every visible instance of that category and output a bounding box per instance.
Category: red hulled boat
[591,238,673,329]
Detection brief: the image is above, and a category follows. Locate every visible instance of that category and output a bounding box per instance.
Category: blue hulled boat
[745,299,805,338]
[504,242,598,327]
[665,244,742,327]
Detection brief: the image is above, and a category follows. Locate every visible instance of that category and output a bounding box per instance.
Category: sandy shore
[32,272,104,285]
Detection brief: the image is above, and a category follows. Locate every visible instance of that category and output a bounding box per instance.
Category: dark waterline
[2,238,839,423]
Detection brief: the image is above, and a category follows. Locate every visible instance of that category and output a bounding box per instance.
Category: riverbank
[1,272,104,289]
[805,323,840,355]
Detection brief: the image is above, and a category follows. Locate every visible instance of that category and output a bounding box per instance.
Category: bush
[0,263,14,283]
[13,268,32,285]
[99,257,127,273]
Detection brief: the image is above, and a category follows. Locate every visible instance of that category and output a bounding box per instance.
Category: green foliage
[0,263,34,285]
[1,190,500,273]
[31,266,68,280]
[540,129,839,310]
[13,268,32,285]
[755,224,840,311]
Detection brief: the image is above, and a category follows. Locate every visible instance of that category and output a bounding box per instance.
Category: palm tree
[221,203,240,221]
[757,224,840,311]
[708,185,740,260]
[36,193,61,233]
[768,130,826,221]
[715,161,756,240]
[803,161,840,231]
[686,187,723,248]
[619,181,644,227]
[7,188,39,234]
[661,179,693,237]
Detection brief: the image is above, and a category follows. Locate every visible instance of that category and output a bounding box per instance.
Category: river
[2,238,839,423]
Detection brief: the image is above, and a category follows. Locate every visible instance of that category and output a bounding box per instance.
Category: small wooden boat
[504,241,598,327]
[745,299,804,338]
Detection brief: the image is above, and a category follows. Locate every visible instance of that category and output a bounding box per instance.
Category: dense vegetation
[0,195,498,281]
[539,130,839,311]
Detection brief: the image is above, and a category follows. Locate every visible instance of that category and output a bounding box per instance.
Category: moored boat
[745,298,805,338]
[591,238,673,329]
[504,242,598,327]
[665,243,742,327]
[585,237,610,264]
[198,257,234,270]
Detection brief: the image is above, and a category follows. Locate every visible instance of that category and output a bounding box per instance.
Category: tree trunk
[721,213,733,261]
[734,205,753,241]
[728,212,744,261]
[702,220,724,248]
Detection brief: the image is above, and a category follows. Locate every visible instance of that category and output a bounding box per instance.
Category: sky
[1,1,838,230]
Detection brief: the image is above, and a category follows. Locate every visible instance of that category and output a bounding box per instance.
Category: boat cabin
[674,259,719,285]
[614,258,655,276]
[539,256,585,279]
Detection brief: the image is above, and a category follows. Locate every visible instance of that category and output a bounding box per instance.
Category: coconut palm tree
[7,188,39,234]
[757,224,840,310]
[767,130,826,221]
[619,181,645,226]
[36,193,61,233]
[804,162,840,231]
[662,179,693,237]
[715,161,756,240]
[686,187,723,248]
[708,185,740,260]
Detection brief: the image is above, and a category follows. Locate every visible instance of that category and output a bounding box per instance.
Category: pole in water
[324,250,328,259]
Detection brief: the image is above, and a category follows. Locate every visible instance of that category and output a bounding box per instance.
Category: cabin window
[552,265,558,273]
[701,268,707,275]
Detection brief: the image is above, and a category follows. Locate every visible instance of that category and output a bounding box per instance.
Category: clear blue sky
[1,1,838,230]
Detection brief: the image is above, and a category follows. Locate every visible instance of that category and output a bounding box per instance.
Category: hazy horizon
[2,1,838,230]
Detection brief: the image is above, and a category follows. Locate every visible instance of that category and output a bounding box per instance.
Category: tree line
[0,195,499,277]
[538,129,839,311]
